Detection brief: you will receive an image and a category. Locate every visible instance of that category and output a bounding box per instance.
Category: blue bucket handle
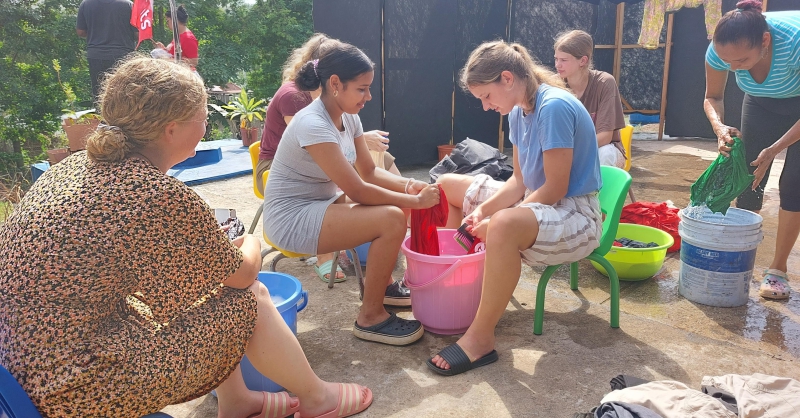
[296,290,308,313]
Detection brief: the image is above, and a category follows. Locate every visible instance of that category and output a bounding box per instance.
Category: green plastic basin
[591,223,674,281]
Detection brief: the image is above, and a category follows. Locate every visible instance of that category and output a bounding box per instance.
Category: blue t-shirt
[705,11,800,98]
[509,83,602,198]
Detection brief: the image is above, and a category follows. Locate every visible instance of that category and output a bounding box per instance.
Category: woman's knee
[486,208,538,250]
[249,280,273,308]
[382,205,407,236]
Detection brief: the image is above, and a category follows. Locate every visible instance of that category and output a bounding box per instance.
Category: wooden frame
[595,3,675,140]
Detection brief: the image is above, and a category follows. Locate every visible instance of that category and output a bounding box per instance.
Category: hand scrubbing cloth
[410,185,448,256]
[690,137,754,215]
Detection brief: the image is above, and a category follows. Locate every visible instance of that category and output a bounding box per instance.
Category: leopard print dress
[0,152,257,417]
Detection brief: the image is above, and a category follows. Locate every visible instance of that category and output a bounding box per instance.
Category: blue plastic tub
[239,272,308,392]
[346,242,370,266]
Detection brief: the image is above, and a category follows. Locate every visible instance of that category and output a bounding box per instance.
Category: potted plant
[210,91,266,147]
[54,60,100,152]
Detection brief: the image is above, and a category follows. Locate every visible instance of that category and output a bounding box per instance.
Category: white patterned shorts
[463,174,603,266]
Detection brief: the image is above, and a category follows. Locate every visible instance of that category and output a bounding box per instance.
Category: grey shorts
[463,174,602,266]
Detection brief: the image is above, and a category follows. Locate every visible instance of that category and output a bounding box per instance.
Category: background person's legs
[772,131,800,274]
[739,94,800,298]
[87,58,120,107]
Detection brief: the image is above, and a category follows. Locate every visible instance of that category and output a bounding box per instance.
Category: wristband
[404,178,415,194]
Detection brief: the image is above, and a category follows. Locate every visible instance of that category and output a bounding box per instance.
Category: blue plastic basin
[239,272,308,392]
[346,242,370,266]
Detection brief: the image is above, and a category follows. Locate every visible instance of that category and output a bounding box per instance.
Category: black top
[77,0,137,60]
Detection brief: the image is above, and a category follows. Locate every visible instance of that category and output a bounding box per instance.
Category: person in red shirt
[153,5,199,72]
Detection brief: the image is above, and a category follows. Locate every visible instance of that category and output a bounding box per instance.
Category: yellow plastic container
[591,223,674,281]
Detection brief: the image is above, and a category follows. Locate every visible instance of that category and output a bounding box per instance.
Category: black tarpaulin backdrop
[312,0,383,132]
[313,0,800,164]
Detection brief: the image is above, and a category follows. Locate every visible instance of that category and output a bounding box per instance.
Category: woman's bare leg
[216,281,362,418]
[430,207,539,370]
[771,209,800,273]
[436,173,478,228]
[317,202,408,327]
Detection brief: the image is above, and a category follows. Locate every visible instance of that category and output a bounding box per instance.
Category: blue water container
[346,242,370,266]
[239,272,308,392]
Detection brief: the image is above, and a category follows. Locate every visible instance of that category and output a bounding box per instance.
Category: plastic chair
[256,166,363,290]
[248,141,266,235]
[0,364,172,418]
[618,125,636,202]
[533,166,632,335]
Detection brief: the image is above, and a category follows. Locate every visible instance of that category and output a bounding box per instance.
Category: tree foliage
[0,0,312,175]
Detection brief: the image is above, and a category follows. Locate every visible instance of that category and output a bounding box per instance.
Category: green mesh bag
[689,137,754,215]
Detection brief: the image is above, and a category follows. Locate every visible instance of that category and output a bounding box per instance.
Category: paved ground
[163,136,799,418]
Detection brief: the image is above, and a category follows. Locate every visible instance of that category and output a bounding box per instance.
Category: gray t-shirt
[77,0,137,60]
[263,98,364,254]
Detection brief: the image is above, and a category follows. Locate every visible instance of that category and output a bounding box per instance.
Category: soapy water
[683,203,709,221]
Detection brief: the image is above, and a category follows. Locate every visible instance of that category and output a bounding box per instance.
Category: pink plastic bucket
[401,229,485,334]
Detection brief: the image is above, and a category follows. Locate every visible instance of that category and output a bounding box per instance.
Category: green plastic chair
[533,166,632,335]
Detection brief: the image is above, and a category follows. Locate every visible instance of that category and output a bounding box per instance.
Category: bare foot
[430,334,495,371]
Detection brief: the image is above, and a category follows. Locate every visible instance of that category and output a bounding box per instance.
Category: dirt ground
[161,137,799,418]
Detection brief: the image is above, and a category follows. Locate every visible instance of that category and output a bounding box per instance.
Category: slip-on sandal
[759,269,791,300]
[294,383,373,418]
[248,391,299,418]
[314,259,346,283]
[352,312,423,346]
[427,343,499,376]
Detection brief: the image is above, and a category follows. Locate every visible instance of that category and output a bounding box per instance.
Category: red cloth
[130,0,153,48]
[410,185,448,255]
[620,201,681,253]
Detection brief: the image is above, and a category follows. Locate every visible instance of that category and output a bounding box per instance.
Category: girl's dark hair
[165,5,189,24]
[713,0,768,48]
[295,39,374,92]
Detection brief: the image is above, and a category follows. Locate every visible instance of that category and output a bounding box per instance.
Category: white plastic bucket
[678,207,763,307]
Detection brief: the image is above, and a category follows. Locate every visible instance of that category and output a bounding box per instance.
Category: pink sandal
[248,391,300,418]
[295,383,373,418]
[759,269,791,300]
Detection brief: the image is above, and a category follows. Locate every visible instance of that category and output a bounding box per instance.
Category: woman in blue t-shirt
[431,40,603,376]
[704,0,800,300]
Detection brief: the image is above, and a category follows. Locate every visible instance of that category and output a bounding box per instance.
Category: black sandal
[427,343,498,376]
[352,312,423,346]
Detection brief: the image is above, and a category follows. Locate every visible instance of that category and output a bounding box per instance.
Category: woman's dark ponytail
[713,0,768,48]
[295,60,321,91]
[293,39,374,93]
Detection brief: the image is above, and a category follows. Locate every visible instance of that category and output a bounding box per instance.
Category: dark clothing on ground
[737,94,800,212]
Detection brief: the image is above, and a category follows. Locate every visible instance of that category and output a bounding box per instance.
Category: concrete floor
[163,138,799,418]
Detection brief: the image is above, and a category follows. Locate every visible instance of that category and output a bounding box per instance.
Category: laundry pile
[574,373,800,418]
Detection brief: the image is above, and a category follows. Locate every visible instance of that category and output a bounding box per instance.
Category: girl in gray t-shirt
[263,39,440,347]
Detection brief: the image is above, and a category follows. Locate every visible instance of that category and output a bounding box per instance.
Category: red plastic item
[409,185,449,256]
[619,201,681,252]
